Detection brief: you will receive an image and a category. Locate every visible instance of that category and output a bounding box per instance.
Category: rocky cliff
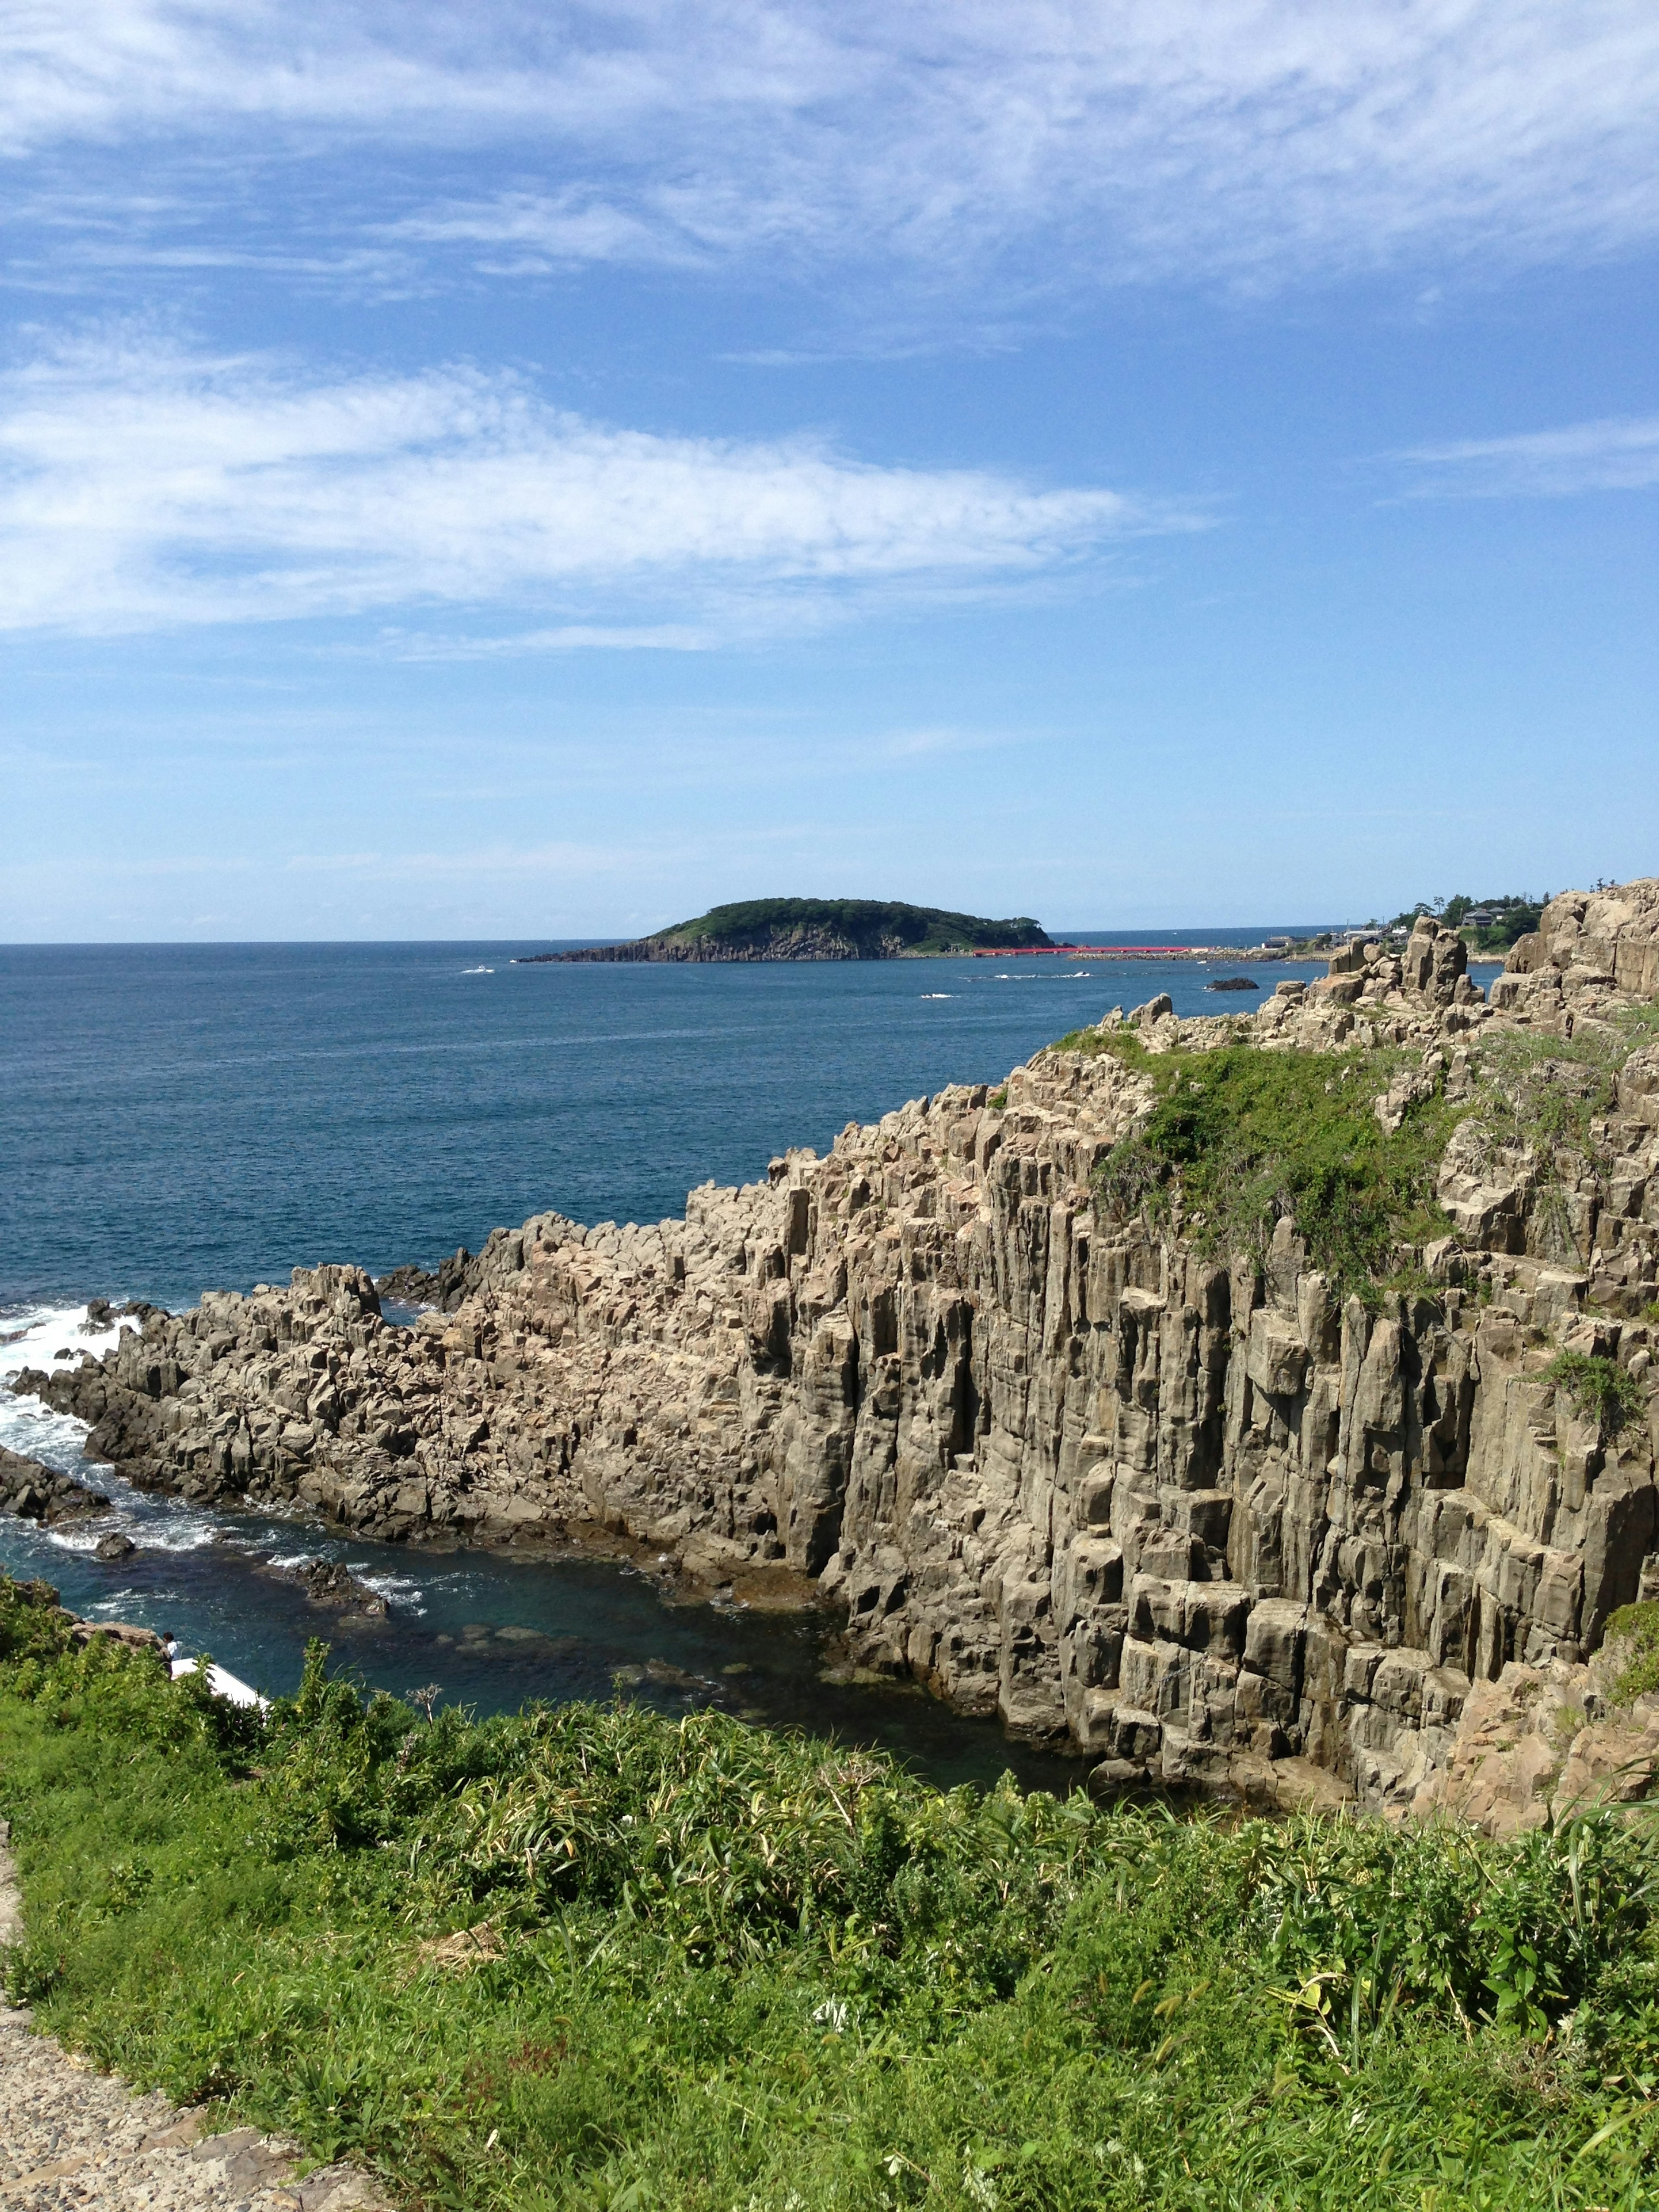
[19,883,1659,1822]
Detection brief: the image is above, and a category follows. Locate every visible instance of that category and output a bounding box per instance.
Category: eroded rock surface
[14,884,1659,1817]
[0,1446,110,1527]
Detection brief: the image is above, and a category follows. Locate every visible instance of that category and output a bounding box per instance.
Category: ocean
[0,931,1330,1783]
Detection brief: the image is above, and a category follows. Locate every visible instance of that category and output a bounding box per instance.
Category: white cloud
[1395,413,1659,496]
[4,3,1659,296]
[0,335,1166,636]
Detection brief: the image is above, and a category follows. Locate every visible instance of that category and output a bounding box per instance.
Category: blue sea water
[0,930,1332,1783]
[0,932,1331,1309]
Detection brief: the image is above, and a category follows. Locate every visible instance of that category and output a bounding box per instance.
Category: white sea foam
[353,1565,426,1613]
[80,1589,139,1615]
[140,1519,223,1554]
[0,1304,231,1555]
[0,1300,130,1470]
[44,1525,108,1554]
[0,1299,129,1379]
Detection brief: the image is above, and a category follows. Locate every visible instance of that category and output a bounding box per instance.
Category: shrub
[1546,1351,1648,1436]
[1602,1602,1659,1708]
[11,1605,1659,2205]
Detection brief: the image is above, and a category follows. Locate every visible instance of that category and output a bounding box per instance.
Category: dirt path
[0,1824,390,2212]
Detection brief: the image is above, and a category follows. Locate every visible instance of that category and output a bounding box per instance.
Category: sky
[2,2,1657,941]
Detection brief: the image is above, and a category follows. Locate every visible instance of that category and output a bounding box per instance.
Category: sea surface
[0,931,1332,1784]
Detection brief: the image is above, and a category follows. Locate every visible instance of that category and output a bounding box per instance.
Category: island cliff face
[22,884,1659,1824]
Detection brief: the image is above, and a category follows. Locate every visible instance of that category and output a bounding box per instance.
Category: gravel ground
[0,1823,390,2212]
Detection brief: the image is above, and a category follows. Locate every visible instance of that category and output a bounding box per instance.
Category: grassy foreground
[5,1583,1659,2209]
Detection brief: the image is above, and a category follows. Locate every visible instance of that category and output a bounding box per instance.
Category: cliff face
[21,885,1659,1818]
[537,924,913,962]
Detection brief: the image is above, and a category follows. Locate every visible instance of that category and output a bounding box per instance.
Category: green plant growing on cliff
[1464,1001,1659,1263]
[1545,1351,1648,1437]
[1601,1603,1659,1709]
[1078,1040,1462,1300]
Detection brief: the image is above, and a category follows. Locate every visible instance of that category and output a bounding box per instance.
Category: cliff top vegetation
[656,897,1052,954]
[1054,1029,1462,1302]
[1057,991,1659,1297]
[6,1588,1659,2211]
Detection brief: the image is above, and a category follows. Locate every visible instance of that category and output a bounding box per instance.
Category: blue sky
[2,2,1656,940]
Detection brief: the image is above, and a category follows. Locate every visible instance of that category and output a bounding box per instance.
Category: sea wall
[19,886,1659,1816]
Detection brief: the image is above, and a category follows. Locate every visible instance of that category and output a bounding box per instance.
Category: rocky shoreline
[0,1444,111,1529]
[12,885,1659,1827]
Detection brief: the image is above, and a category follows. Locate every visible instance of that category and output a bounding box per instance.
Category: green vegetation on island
[666,897,1049,954]
[8,1581,1659,2211]
[525,899,1052,962]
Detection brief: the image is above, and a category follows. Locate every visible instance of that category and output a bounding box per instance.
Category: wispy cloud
[281,839,640,882]
[0,334,1176,638]
[1394,413,1659,497]
[5,3,1659,304]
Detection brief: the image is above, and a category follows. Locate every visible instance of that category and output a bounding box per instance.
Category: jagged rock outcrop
[0,1445,109,1525]
[13,881,1659,1816]
[266,1556,391,1618]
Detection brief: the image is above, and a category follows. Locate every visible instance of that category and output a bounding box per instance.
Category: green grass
[1602,1605,1659,1710]
[8,1582,1659,2209]
[1050,1033,1462,1302]
[1464,1003,1659,1265]
[1050,998,1659,1288]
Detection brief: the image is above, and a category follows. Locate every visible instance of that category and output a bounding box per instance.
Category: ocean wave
[0,1300,134,1471]
[352,1567,427,1613]
[44,1525,114,1555]
[141,1522,225,1554]
[0,1299,130,1385]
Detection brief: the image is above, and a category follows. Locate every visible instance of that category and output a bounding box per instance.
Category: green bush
[9,1598,1659,2207]
[1602,1602,1659,1709]
[1546,1351,1649,1437]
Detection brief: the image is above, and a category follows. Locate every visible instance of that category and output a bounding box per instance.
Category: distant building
[1466,908,1495,927]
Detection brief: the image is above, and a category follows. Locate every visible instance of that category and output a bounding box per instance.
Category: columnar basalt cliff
[19,885,1659,1819]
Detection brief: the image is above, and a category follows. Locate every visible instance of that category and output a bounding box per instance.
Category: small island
[515,896,1055,963]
